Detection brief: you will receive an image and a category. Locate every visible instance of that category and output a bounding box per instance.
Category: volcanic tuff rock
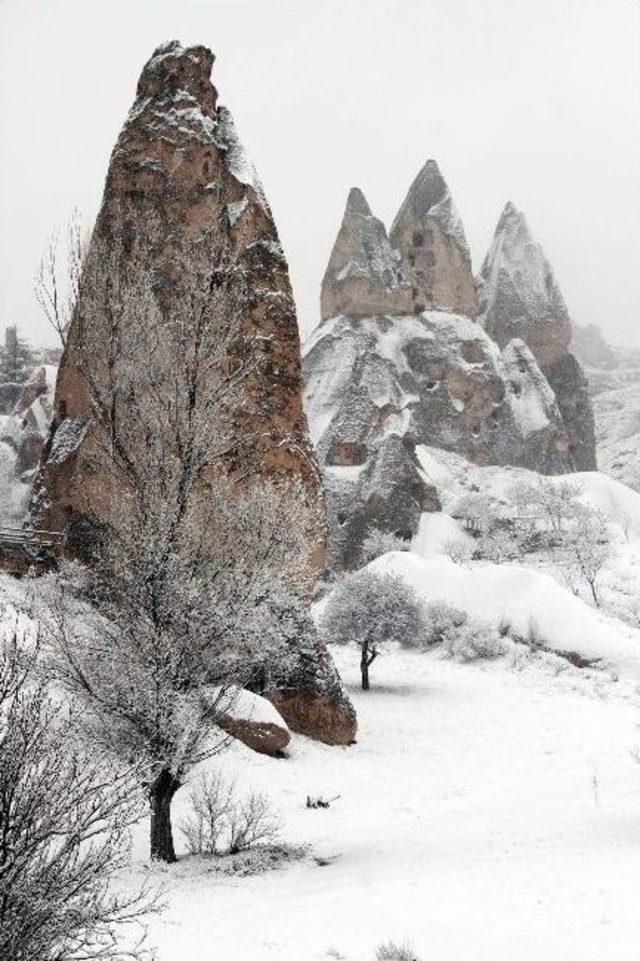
[571,325,640,493]
[33,40,355,745]
[321,188,411,321]
[479,202,596,470]
[303,312,571,569]
[389,160,479,317]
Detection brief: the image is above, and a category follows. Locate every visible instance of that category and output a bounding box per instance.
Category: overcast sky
[1,0,639,347]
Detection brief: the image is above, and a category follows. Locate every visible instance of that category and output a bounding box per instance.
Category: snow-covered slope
[126,645,640,961]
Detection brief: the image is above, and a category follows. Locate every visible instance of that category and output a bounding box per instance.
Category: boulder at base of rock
[215,687,291,756]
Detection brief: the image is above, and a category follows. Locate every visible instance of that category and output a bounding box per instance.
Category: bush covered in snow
[361,527,410,564]
[321,571,428,689]
[422,600,506,662]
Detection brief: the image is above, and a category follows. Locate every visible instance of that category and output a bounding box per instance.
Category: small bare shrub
[228,791,281,854]
[443,537,475,563]
[376,941,420,961]
[441,618,507,662]
[180,771,235,855]
[181,772,280,857]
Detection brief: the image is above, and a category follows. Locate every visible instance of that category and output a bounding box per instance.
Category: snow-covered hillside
[125,644,640,961]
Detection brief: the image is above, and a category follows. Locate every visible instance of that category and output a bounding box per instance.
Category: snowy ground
[131,645,640,961]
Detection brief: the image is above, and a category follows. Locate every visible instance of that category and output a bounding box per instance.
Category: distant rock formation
[571,323,617,371]
[303,313,571,569]
[304,169,605,568]
[571,325,640,493]
[33,40,355,746]
[321,188,410,321]
[478,202,596,470]
[389,160,478,317]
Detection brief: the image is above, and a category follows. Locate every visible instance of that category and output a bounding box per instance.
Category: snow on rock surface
[389,159,478,316]
[320,188,410,321]
[478,201,596,470]
[372,550,640,681]
[303,312,572,569]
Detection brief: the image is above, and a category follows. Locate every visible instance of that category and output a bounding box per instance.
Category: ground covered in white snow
[131,645,640,961]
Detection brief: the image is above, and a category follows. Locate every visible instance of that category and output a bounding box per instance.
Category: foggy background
[1,0,638,347]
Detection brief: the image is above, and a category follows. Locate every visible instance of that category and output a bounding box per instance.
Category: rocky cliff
[303,312,571,569]
[478,202,596,470]
[33,40,355,745]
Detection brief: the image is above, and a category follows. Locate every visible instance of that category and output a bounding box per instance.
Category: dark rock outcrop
[33,40,355,745]
[479,202,596,470]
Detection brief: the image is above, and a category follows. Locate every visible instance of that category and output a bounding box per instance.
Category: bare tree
[33,209,85,346]
[0,613,155,961]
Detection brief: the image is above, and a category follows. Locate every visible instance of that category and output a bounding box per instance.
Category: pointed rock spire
[33,40,358,745]
[389,160,478,316]
[320,188,411,321]
[479,201,568,356]
[479,202,596,470]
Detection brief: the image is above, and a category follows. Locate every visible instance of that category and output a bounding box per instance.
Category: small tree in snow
[563,507,611,607]
[321,571,427,690]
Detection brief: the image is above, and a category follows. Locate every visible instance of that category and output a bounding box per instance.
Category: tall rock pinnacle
[479,202,596,470]
[389,160,478,317]
[34,40,356,745]
[320,188,411,321]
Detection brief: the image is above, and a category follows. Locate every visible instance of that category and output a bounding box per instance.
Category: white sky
[1,0,639,347]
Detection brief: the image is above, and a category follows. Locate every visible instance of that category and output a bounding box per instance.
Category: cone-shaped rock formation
[320,188,411,321]
[34,40,355,745]
[389,160,478,317]
[479,202,596,470]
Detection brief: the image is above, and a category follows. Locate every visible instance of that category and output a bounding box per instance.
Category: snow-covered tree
[562,506,611,607]
[321,571,427,689]
[0,613,154,960]
[39,230,323,863]
[47,476,317,863]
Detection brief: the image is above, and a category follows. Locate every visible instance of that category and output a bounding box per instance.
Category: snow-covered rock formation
[389,159,479,317]
[0,365,57,526]
[320,188,410,321]
[305,174,602,569]
[32,40,355,746]
[479,202,596,470]
[572,324,640,492]
[304,312,571,569]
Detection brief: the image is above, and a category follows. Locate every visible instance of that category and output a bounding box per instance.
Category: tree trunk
[149,768,181,862]
[360,644,370,691]
[589,580,600,608]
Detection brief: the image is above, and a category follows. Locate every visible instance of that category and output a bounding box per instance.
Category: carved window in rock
[326,441,367,467]
[412,231,425,247]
